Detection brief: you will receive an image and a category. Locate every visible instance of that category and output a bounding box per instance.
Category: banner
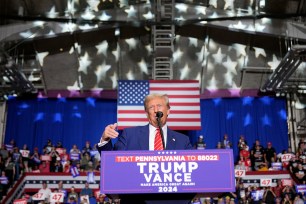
[40,155,51,161]
[100,149,235,194]
[50,193,64,203]
[13,199,27,204]
[20,150,30,158]
[296,185,306,193]
[32,193,45,201]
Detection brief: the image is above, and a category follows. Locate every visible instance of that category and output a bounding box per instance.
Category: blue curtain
[4,98,117,151]
[188,97,288,158]
[4,96,288,160]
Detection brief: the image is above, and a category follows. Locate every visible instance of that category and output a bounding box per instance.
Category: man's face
[145,97,170,128]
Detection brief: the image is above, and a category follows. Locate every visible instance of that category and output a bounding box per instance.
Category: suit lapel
[166,128,175,150]
[138,125,150,150]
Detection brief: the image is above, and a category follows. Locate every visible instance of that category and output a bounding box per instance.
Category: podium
[100,149,235,204]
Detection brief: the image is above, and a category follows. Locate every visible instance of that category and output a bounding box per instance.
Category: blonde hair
[144,93,170,110]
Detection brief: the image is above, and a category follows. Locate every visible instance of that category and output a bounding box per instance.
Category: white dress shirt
[149,124,167,150]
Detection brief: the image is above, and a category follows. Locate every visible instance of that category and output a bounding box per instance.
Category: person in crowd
[39,161,50,173]
[297,139,305,153]
[289,154,299,173]
[257,162,269,171]
[6,139,16,153]
[4,155,15,187]
[221,134,232,149]
[252,144,265,171]
[75,161,82,172]
[0,171,9,194]
[20,144,30,172]
[0,155,5,175]
[239,143,251,168]
[293,163,306,184]
[250,140,263,169]
[195,135,206,150]
[0,144,9,161]
[70,144,81,166]
[82,141,92,157]
[12,147,22,180]
[283,193,293,204]
[251,140,264,151]
[30,147,41,171]
[277,149,289,170]
[60,148,69,167]
[293,193,304,204]
[52,159,63,172]
[282,185,296,202]
[67,186,79,203]
[236,180,247,203]
[220,192,237,203]
[263,186,276,204]
[238,135,248,151]
[37,181,52,203]
[264,142,277,167]
[96,193,107,204]
[56,141,63,148]
[235,160,249,171]
[191,197,201,204]
[57,180,67,200]
[216,141,222,149]
[80,152,91,171]
[92,144,101,170]
[49,145,60,172]
[272,179,284,200]
[80,181,93,198]
[63,160,71,173]
[43,139,53,154]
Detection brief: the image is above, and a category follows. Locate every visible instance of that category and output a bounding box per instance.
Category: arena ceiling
[0,0,306,99]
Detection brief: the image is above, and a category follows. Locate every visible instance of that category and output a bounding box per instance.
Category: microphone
[155,111,165,150]
[156,111,163,119]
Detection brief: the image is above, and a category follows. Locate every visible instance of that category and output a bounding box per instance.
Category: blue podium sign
[100,149,235,194]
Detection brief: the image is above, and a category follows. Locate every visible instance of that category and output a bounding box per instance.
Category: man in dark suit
[97,93,194,204]
[97,93,192,151]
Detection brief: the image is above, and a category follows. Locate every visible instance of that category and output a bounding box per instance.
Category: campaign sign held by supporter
[100,149,235,194]
[13,199,27,204]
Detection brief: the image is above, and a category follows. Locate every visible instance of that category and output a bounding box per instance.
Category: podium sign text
[100,149,235,194]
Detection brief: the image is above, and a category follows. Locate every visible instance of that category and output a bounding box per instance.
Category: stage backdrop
[4,96,288,160]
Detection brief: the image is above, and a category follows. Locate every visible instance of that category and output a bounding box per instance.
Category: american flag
[117,80,201,130]
[70,166,79,178]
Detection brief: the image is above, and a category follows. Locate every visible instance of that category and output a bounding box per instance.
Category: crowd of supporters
[1,135,306,203]
[0,139,103,202]
[193,134,306,204]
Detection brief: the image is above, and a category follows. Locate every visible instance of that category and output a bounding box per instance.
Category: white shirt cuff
[98,140,109,147]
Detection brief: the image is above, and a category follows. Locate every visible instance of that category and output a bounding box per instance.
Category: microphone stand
[157,117,166,150]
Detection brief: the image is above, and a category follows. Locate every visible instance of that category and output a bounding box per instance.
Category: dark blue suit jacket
[98,124,192,151]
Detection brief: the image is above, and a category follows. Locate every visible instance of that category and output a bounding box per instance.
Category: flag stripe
[150,90,199,95]
[151,87,199,91]
[118,118,201,122]
[166,95,200,98]
[118,106,201,111]
[119,126,201,130]
[118,114,201,119]
[118,110,201,114]
[119,122,201,127]
[117,80,201,130]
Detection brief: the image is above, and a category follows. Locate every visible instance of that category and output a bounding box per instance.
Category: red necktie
[154,128,164,150]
